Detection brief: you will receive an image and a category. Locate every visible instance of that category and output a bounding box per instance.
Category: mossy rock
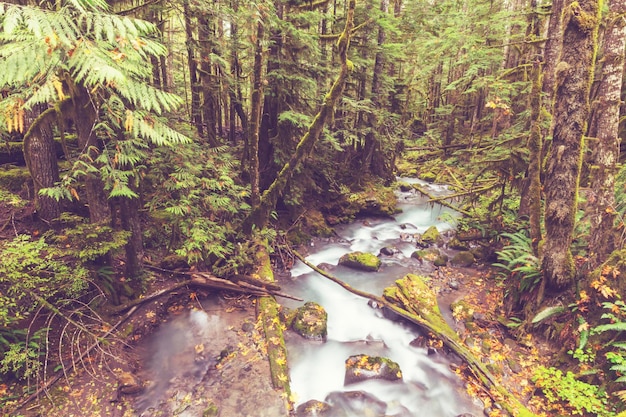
[419,172,437,183]
[447,236,469,251]
[295,399,332,417]
[292,302,328,341]
[411,248,436,262]
[433,255,448,267]
[383,274,456,340]
[451,251,475,267]
[397,182,413,192]
[344,354,402,385]
[338,251,381,272]
[421,225,442,245]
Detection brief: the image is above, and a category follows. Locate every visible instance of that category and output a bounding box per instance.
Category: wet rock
[448,279,460,290]
[398,183,413,192]
[338,251,381,272]
[295,399,332,416]
[325,390,387,417]
[344,354,402,385]
[316,262,336,272]
[451,251,475,267]
[379,246,397,256]
[241,321,255,333]
[116,371,143,395]
[292,302,328,341]
[419,172,437,183]
[381,306,403,322]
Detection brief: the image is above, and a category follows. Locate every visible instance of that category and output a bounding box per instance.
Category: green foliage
[591,301,626,385]
[0,328,47,380]
[533,366,613,417]
[493,230,541,292]
[0,235,89,327]
[145,143,252,273]
[47,213,130,262]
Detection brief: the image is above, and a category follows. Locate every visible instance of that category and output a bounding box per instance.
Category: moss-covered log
[254,241,293,412]
[292,249,539,417]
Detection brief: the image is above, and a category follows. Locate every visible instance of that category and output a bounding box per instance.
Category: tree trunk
[120,194,144,279]
[586,0,626,268]
[183,0,203,136]
[542,0,565,99]
[249,16,266,207]
[199,13,219,147]
[23,106,60,223]
[73,86,111,223]
[361,0,390,179]
[542,0,600,291]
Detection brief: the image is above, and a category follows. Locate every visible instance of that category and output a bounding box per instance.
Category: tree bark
[249,15,267,207]
[23,106,61,223]
[120,194,144,279]
[586,0,626,268]
[183,0,203,136]
[542,0,600,291]
[199,13,219,147]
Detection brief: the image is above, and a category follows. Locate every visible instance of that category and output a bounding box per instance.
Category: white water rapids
[279,179,483,416]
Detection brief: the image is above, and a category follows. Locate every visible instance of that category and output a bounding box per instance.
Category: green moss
[411,248,440,262]
[419,171,437,183]
[338,251,381,272]
[0,166,31,192]
[203,403,219,416]
[421,226,441,245]
[433,255,448,267]
[304,209,334,237]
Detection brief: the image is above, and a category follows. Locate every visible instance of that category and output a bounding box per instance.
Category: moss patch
[338,251,381,272]
[292,302,328,341]
[0,165,31,192]
[344,354,402,385]
[451,251,475,267]
[421,225,441,245]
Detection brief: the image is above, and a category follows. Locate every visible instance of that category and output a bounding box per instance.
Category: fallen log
[291,249,538,417]
[412,183,472,216]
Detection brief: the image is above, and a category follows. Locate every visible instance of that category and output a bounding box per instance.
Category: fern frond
[131,112,191,146]
[531,306,567,324]
[593,322,626,334]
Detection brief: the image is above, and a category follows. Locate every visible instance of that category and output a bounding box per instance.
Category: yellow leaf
[53,78,66,100]
[124,110,134,132]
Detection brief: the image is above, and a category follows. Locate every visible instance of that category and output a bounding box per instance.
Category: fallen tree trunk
[412,183,472,216]
[292,249,538,417]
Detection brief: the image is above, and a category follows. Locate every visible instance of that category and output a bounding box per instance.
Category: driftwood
[292,250,538,417]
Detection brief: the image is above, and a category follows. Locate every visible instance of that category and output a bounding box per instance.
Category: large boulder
[292,302,328,341]
[325,391,387,417]
[338,251,381,272]
[344,354,402,385]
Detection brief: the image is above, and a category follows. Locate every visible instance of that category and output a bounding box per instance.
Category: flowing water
[279,179,483,416]
[136,179,483,416]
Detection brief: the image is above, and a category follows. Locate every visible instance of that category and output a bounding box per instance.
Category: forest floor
[1,259,555,417]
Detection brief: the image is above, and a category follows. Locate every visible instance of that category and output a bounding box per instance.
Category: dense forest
[2,0,626,415]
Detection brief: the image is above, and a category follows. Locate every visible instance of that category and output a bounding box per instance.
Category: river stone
[433,254,448,267]
[451,250,475,267]
[379,246,397,256]
[295,399,332,416]
[398,183,413,192]
[292,302,328,341]
[338,251,381,272]
[344,354,402,385]
[325,390,387,417]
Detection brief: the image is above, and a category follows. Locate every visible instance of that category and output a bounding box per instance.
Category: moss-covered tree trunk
[527,1,543,256]
[199,13,219,147]
[586,0,626,268]
[183,0,203,137]
[23,106,61,223]
[542,0,600,291]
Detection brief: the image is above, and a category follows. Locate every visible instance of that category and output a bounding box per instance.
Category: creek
[134,179,484,417]
[279,178,483,416]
